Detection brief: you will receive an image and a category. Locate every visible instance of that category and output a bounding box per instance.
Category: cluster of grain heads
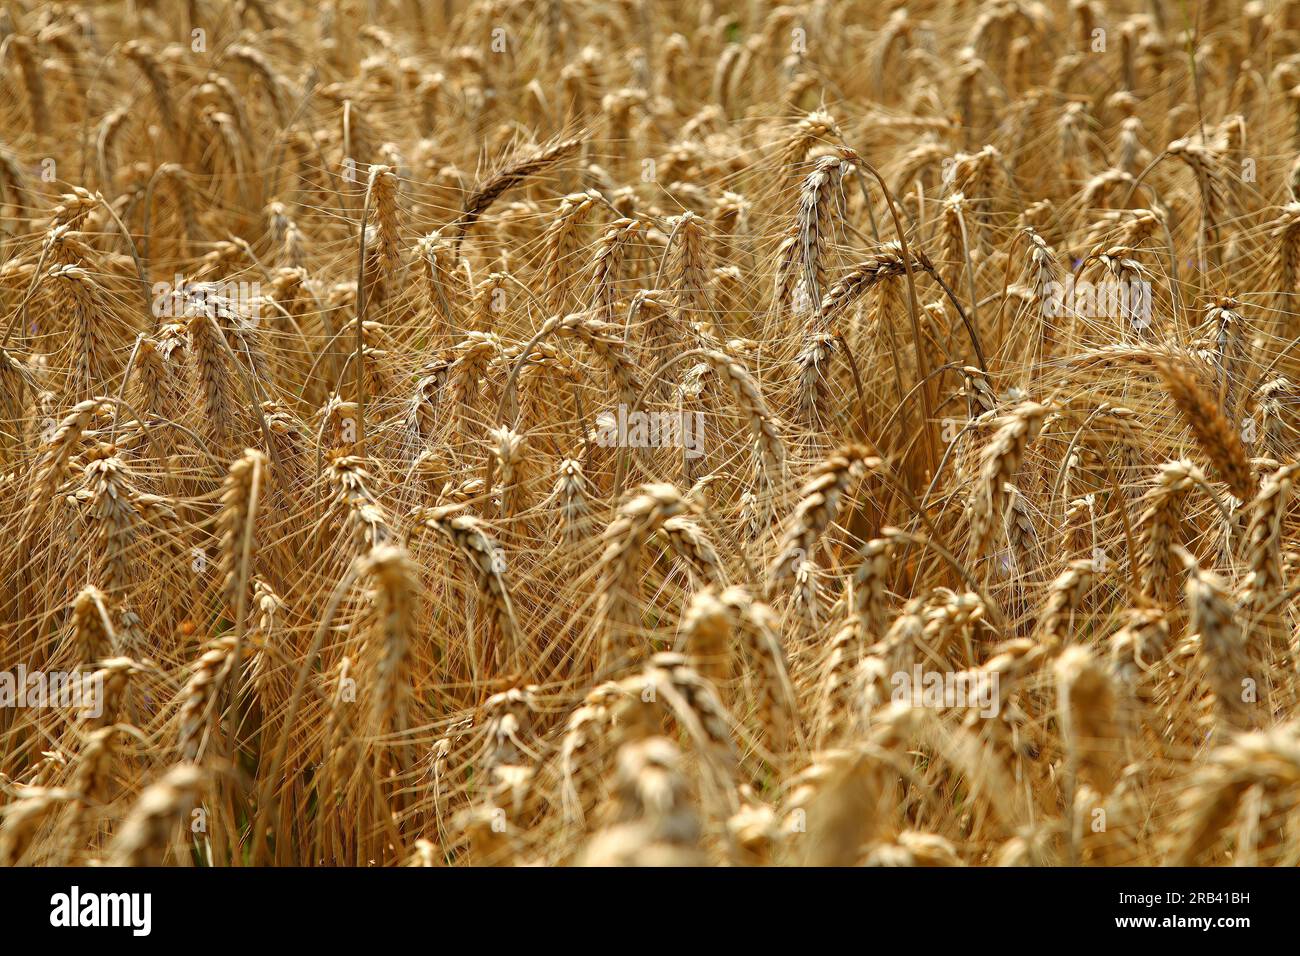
[177,637,239,762]
[1108,607,1171,710]
[689,347,785,481]
[107,764,207,866]
[577,737,705,866]
[967,402,1051,563]
[1135,460,1204,606]
[1239,462,1300,663]
[726,788,781,866]
[783,748,886,866]
[683,589,731,685]
[864,831,963,867]
[593,483,688,667]
[1153,358,1256,502]
[1179,548,1255,734]
[782,709,926,867]
[796,153,856,313]
[1055,646,1123,839]
[2,0,1300,872]
[0,787,80,865]
[359,544,418,790]
[453,137,582,253]
[216,448,267,726]
[551,457,595,545]
[1039,559,1096,647]
[1174,722,1300,866]
[719,586,803,757]
[768,444,876,595]
[412,505,517,678]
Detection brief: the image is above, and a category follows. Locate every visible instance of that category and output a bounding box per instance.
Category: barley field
[1,0,1299,868]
